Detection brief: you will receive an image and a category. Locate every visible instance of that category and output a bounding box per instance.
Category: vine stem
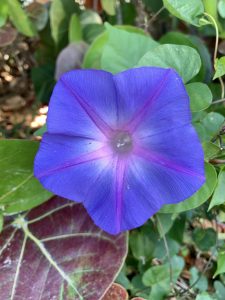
[156,215,173,290]
[204,12,225,98]
[211,98,225,105]
[13,216,83,300]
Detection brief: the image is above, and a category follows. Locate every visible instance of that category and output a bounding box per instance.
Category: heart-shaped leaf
[0,197,128,300]
[137,44,201,83]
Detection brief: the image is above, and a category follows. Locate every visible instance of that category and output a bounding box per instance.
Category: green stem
[14,216,83,300]
[204,12,225,98]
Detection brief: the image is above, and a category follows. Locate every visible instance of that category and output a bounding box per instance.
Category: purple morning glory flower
[34,67,205,235]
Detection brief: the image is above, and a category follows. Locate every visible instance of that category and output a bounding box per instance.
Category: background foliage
[0,0,225,299]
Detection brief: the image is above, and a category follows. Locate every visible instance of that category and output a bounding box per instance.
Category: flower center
[111,131,133,154]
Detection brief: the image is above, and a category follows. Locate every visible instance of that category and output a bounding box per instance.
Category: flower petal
[34,133,112,201]
[47,69,118,139]
[119,144,205,231]
[113,67,191,136]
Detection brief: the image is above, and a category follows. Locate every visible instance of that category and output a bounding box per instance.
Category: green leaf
[190,267,208,291]
[160,163,217,213]
[156,214,174,237]
[186,82,212,112]
[196,293,214,300]
[129,223,158,262]
[143,256,184,285]
[0,0,8,28]
[142,255,184,299]
[202,142,221,161]
[101,0,116,15]
[7,0,37,37]
[50,0,80,50]
[33,124,47,137]
[83,25,147,69]
[214,57,225,79]
[214,251,225,277]
[137,44,201,83]
[214,281,225,300]
[83,23,105,44]
[0,140,52,213]
[163,0,204,26]
[209,168,225,210]
[160,32,212,82]
[193,228,217,251]
[69,14,82,43]
[101,23,158,73]
[195,112,225,142]
[218,0,225,18]
[80,9,102,27]
[31,63,55,103]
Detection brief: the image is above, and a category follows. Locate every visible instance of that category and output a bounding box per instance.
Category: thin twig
[149,6,165,24]
[178,212,219,297]
[204,13,225,98]
[211,98,225,105]
[209,159,225,165]
[156,215,173,289]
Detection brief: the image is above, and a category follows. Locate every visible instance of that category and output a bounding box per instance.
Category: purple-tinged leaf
[0,25,17,47]
[102,283,128,300]
[0,196,128,300]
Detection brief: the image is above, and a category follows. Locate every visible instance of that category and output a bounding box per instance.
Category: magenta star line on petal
[34,67,205,235]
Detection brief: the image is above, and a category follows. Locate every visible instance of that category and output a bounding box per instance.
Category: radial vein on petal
[127,69,172,133]
[60,78,114,138]
[134,147,205,179]
[37,147,111,178]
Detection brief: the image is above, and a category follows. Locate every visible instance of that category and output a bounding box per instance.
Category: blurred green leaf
[196,293,214,300]
[209,168,225,210]
[101,0,116,15]
[50,0,80,50]
[26,2,48,31]
[34,124,47,137]
[69,14,82,43]
[160,163,217,213]
[0,140,52,214]
[0,0,8,28]
[101,23,158,73]
[214,57,225,79]
[83,25,147,69]
[193,228,217,251]
[31,63,55,103]
[137,44,201,83]
[83,23,105,44]
[80,9,102,26]
[218,0,225,18]
[130,223,158,262]
[142,255,184,299]
[195,112,225,142]
[214,251,225,277]
[214,281,225,299]
[156,214,174,237]
[190,267,208,291]
[153,238,180,259]
[7,0,37,37]
[163,0,204,26]
[203,142,221,161]
[143,255,184,285]
[186,82,212,112]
